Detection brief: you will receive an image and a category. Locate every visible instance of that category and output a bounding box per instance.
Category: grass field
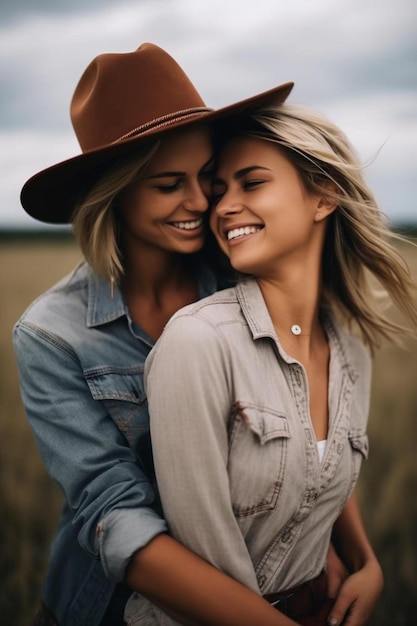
[1,234,416,625]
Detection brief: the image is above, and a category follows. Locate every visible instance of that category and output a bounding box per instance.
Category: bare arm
[126,533,299,626]
[327,492,383,626]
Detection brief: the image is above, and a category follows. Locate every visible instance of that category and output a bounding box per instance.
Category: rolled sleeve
[13,321,166,578]
[99,507,167,581]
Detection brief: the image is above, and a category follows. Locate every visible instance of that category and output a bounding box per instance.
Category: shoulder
[146,288,240,376]
[13,263,90,346]
[168,286,241,329]
[157,286,242,351]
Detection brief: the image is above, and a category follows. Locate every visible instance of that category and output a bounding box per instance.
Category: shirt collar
[235,277,358,381]
[235,277,277,340]
[86,272,127,328]
[86,261,219,328]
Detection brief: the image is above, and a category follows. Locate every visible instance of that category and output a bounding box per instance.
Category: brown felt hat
[20,42,294,224]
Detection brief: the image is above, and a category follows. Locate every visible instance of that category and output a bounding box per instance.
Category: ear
[314,183,338,222]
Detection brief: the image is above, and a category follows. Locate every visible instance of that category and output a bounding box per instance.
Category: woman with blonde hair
[15,43,308,626]
[145,100,417,624]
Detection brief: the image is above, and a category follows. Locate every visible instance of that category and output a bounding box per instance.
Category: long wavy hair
[214,105,417,351]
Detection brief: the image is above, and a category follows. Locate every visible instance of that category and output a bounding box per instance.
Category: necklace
[290,324,302,336]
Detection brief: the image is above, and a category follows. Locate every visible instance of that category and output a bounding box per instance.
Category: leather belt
[263,570,328,620]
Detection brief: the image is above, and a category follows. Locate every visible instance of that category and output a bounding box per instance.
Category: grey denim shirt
[144,277,370,615]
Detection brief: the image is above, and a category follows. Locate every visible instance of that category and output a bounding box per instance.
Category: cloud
[1,0,133,26]
[1,0,416,227]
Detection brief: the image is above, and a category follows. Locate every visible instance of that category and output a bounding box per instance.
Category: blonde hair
[222,105,417,350]
[72,141,160,284]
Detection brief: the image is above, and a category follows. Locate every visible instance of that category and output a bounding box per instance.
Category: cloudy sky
[1,0,416,230]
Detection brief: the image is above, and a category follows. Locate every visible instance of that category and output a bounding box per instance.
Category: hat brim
[21,81,294,224]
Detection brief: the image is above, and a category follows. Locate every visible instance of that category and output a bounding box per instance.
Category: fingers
[326,558,384,625]
[326,591,352,626]
[326,586,371,626]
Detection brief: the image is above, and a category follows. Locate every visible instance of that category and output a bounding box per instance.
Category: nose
[213,190,242,218]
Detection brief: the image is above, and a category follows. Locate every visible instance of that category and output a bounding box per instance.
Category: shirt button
[337,444,344,454]
[281,530,291,543]
[303,490,315,504]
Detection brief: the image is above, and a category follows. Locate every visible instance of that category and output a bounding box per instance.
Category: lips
[226,225,263,241]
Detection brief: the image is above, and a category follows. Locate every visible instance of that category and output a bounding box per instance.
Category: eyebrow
[213,165,271,184]
[147,171,184,180]
[235,166,271,179]
[146,156,215,180]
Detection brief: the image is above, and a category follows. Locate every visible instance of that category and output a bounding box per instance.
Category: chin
[229,255,256,275]
[176,242,204,255]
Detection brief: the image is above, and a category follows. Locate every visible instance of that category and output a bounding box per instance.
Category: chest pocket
[85,367,149,449]
[228,404,290,518]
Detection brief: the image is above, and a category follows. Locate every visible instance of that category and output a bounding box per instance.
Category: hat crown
[70,42,207,152]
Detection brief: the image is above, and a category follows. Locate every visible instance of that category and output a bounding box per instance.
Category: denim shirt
[134,277,371,625]
[13,260,218,626]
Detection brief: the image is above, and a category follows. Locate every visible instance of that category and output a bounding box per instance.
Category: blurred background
[1,0,416,624]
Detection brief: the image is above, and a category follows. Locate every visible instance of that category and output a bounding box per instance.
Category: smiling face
[210,135,327,278]
[119,127,213,255]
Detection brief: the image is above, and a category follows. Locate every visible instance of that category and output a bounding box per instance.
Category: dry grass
[0,236,81,625]
[1,235,416,625]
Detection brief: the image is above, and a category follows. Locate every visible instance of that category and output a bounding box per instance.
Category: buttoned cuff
[97,507,168,581]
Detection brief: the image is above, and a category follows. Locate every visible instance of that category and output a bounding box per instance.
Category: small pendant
[291,324,302,336]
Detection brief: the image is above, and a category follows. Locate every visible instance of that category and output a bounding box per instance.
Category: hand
[326,558,383,625]
[326,543,349,599]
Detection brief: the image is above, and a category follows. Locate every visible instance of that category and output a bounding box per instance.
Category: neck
[120,245,198,341]
[257,264,323,356]
[122,245,194,303]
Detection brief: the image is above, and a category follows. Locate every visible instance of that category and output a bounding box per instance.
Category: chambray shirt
[13,260,219,626]
[140,277,370,623]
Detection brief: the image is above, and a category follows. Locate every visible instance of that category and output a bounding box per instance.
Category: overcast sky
[1,0,416,230]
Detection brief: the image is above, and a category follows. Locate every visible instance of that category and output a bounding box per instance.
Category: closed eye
[154,180,182,193]
[243,179,265,190]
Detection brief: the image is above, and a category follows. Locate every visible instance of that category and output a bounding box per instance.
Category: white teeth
[171,219,203,230]
[227,226,261,241]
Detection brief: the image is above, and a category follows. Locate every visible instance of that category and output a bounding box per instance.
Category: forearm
[331,492,379,572]
[126,533,299,626]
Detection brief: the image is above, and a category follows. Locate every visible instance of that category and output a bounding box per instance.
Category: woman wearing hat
[145,101,417,624]
[14,44,300,626]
